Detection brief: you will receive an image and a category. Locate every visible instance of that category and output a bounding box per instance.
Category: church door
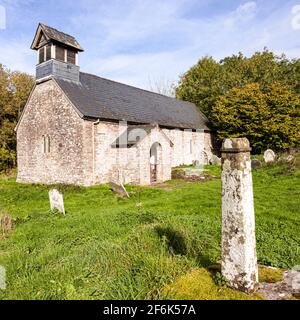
[150,142,161,183]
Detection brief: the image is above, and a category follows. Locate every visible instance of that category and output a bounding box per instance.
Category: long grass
[0,159,299,300]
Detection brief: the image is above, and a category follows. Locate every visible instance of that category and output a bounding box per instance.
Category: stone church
[16,23,214,186]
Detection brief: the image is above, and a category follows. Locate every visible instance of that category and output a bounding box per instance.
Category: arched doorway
[150,142,162,183]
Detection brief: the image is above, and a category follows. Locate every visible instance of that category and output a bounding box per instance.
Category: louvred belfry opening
[31,23,84,83]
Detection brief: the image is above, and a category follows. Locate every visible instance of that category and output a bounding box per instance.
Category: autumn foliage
[0,64,34,170]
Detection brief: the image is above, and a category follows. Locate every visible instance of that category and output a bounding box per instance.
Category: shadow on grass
[154,225,215,267]
[155,225,188,255]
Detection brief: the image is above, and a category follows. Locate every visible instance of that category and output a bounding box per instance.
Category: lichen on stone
[163,268,262,300]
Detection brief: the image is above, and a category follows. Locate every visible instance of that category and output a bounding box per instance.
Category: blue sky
[0,0,299,90]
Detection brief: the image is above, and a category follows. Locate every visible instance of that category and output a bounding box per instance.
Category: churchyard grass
[0,157,299,300]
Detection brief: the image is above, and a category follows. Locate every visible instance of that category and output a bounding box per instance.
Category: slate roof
[31,23,84,51]
[55,72,211,130]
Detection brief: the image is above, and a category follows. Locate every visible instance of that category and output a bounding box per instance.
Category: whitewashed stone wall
[162,129,213,167]
[135,127,172,185]
[94,123,172,185]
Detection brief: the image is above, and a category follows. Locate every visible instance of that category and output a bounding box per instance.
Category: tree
[0,65,34,170]
[176,49,300,117]
[175,49,300,153]
[148,76,176,97]
[175,56,223,116]
[210,83,300,153]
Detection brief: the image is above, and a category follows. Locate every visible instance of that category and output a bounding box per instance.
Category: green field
[0,159,299,300]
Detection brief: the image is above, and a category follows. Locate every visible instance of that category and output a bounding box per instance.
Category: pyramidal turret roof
[31,23,84,51]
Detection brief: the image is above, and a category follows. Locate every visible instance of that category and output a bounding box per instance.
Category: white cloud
[83,50,193,89]
[0,39,35,74]
[291,4,300,30]
[80,1,300,90]
[224,1,257,28]
[238,1,257,13]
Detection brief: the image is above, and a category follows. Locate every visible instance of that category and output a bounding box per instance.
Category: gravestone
[221,138,259,293]
[251,159,262,169]
[278,155,295,164]
[264,149,276,163]
[49,189,65,214]
[209,155,221,166]
[109,182,129,198]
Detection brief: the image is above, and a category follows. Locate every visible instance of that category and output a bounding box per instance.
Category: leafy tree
[176,49,300,153]
[176,49,300,116]
[0,64,34,170]
[175,56,223,116]
[210,83,300,153]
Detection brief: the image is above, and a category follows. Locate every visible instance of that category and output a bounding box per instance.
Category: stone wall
[162,128,213,166]
[93,122,172,185]
[134,127,172,185]
[93,122,212,185]
[16,79,94,186]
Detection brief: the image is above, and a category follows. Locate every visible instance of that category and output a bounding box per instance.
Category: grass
[0,157,299,300]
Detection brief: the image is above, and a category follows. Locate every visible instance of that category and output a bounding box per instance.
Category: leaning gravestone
[221,138,259,293]
[49,189,65,215]
[264,149,276,163]
[109,182,130,198]
[251,159,262,169]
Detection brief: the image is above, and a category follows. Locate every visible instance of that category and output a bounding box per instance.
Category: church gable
[16,79,82,133]
[16,79,94,186]
[36,32,48,48]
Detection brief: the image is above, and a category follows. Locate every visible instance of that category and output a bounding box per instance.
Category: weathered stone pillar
[221,138,259,293]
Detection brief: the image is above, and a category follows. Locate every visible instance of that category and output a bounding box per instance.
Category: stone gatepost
[221,138,259,293]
